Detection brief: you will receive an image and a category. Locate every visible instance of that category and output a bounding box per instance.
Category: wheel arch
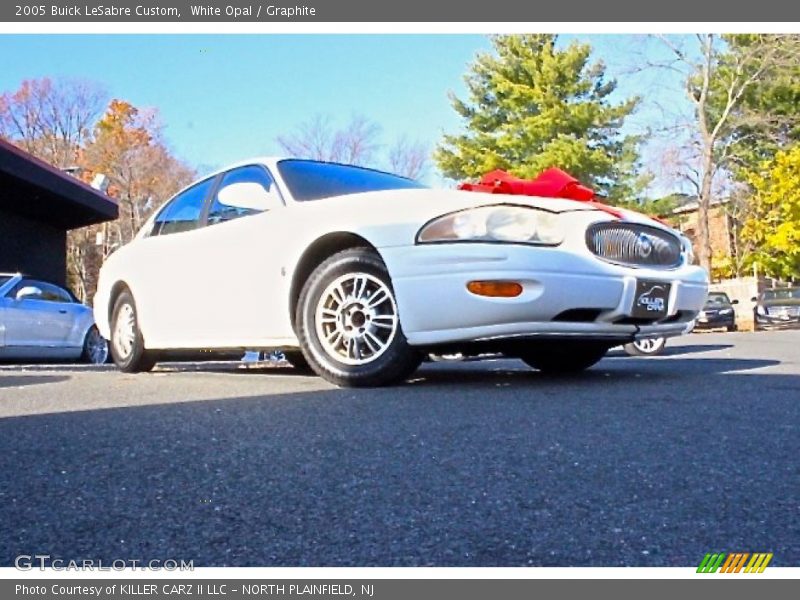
[289,232,378,329]
[107,280,132,325]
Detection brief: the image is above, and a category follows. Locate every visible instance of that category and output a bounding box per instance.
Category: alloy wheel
[86,328,109,364]
[632,338,661,353]
[113,303,136,360]
[314,272,399,366]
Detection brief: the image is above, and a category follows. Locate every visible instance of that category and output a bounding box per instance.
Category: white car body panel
[0,274,95,360]
[94,157,709,352]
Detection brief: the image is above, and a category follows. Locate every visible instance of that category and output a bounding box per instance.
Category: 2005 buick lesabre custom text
[93,158,708,387]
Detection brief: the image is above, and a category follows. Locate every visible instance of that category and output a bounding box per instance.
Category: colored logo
[697,552,773,573]
[635,233,654,258]
[637,285,666,312]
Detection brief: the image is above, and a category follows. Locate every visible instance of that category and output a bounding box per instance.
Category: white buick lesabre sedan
[94,158,708,387]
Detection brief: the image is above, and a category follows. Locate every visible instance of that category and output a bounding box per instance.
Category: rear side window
[152,178,215,236]
[40,283,75,303]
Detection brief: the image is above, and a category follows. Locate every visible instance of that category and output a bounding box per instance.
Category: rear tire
[519,343,609,374]
[296,248,421,387]
[110,290,157,373]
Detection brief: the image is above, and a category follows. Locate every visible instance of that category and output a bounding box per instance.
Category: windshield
[762,288,800,301]
[705,292,731,306]
[277,159,426,202]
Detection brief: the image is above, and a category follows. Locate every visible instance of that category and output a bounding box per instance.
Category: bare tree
[0,77,109,301]
[277,114,381,166]
[0,77,106,168]
[388,137,429,180]
[1,84,194,301]
[654,34,800,271]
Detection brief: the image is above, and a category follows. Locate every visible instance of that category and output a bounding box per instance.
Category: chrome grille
[768,306,800,317]
[586,223,682,268]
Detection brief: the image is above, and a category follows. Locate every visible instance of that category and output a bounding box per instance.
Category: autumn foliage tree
[81,100,194,244]
[655,34,800,272]
[68,99,194,299]
[739,147,800,280]
[0,78,193,301]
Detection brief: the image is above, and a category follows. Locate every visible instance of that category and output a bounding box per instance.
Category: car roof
[170,156,414,202]
[195,156,287,181]
[192,156,404,181]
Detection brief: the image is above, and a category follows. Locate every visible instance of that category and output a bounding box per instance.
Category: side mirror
[217,182,282,212]
[731,299,739,305]
[16,286,42,301]
[750,296,758,303]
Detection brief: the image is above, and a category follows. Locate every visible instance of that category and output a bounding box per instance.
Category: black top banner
[2,0,799,22]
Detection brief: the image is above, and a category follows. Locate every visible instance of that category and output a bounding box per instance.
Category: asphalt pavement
[1,331,798,566]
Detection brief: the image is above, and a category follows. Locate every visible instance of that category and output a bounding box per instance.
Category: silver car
[0,273,108,364]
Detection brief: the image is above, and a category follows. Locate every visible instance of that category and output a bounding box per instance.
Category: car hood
[287,188,672,244]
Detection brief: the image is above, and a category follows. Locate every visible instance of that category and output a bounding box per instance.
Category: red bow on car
[458,168,623,217]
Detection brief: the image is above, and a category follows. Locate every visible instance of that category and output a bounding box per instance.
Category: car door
[49,283,92,349]
[2,280,75,349]
[128,177,217,347]
[176,164,290,346]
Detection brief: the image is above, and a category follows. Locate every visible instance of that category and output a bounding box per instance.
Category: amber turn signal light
[466,280,523,298]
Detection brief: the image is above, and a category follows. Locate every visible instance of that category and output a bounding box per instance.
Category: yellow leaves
[741,145,800,279]
[710,251,736,281]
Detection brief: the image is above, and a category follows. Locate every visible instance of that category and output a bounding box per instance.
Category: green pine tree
[435,35,642,202]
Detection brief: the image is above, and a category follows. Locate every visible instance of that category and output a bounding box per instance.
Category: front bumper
[755,313,800,330]
[382,242,708,347]
[694,311,735,330]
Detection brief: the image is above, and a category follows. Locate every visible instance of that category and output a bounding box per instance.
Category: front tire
[519,342,609,374]
[282,350,313,373]
[623,337,667,356]
[110,290,157,373]
[296,248,421,387]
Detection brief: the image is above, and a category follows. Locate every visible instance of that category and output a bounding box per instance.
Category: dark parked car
[753,287,800,330]
[695,292,738,332]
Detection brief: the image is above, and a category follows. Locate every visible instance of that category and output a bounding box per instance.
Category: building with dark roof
[0,138,117,286]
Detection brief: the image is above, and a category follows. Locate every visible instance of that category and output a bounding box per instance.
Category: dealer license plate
[632,280,671,319]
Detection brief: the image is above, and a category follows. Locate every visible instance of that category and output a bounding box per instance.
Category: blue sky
[0,34,691,190]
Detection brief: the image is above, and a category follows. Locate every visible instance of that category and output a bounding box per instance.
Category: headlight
[416,205,563,245]
[680,235,695,265]
[719,308,733,315]
[756,305,767,316]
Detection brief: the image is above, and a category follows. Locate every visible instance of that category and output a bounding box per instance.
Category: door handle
[59,309,68,314]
